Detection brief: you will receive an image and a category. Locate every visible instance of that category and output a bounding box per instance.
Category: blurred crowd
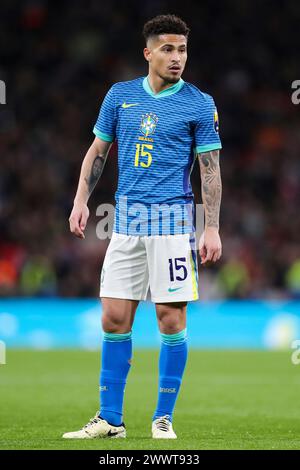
[0,0,300,299]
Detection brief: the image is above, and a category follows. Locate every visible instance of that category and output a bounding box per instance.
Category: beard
[159,72,181,84]
[167,76,180,83]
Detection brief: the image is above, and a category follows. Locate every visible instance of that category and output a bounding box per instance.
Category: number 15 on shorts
[168,257,187,282]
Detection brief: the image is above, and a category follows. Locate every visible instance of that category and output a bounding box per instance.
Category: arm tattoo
[84,154,106,196]
[198,150,222,229]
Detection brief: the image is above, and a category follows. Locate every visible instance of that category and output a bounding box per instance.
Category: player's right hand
[69,203,90,239]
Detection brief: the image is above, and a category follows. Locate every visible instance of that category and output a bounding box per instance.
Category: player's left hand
[199,227,222,266]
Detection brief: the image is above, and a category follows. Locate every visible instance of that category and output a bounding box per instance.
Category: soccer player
[64,14,222,439]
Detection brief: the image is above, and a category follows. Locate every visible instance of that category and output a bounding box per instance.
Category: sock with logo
[99,331,132,426]
[153,328,188,422]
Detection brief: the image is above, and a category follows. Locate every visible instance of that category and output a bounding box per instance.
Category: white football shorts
[100,232,198,303]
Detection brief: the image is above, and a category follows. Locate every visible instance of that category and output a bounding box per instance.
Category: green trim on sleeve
[195,143,222,154]
[93,127,114,142]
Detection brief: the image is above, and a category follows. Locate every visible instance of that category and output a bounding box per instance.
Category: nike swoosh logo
[107,430,120,437]
[121,102,139,108]
[168,287,183,293]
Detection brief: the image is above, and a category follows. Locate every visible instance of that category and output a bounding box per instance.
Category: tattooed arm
[69,137,112,239]
[198,150,222,265]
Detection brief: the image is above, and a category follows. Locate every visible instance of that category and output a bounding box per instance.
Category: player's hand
[199,227,222,266]
[69,203,90,239]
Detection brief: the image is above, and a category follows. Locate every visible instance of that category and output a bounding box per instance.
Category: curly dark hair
[143,14,190,42]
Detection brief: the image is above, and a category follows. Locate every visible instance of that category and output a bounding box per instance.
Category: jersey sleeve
[93,86,117,142]
[194,95,222,153]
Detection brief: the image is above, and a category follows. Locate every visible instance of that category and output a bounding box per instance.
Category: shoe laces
[83,411,102,429]
[155,415,171,432]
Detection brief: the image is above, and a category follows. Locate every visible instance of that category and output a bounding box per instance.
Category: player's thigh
[101,297,139,333]
[155,301,187,334]
[146,233,198,303]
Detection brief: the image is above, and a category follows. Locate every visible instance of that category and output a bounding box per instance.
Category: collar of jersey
[142,76,185,98]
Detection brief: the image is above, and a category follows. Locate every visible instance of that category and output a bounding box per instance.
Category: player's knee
[101,308,127,333]
[158,314,184,334]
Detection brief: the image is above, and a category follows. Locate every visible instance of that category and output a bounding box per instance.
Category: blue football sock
[99,331,132,426]
[153,329,188,423]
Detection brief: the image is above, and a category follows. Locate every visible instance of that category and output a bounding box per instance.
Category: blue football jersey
[93,76,222,236]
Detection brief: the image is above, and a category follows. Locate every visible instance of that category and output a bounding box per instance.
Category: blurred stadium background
[0,0,300,450]
[0,0,299,348]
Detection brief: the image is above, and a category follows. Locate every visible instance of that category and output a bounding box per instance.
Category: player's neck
[147,72,177,95]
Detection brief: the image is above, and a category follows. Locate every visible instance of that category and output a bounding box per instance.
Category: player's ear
[143,47,151,63]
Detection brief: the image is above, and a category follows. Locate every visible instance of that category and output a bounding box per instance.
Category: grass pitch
[0,349,299,450]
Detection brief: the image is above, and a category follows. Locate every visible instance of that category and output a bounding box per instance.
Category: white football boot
[62,411,126,439]
[152,415,177,439]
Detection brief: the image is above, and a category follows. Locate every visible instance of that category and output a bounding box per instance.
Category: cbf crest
[140,112,158,137]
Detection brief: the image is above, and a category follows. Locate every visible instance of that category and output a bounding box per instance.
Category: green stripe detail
[93,127,114,142]
[103,331,132,342]
[195,143,222,153]
[190,251,198,300]
[161,328,187,345]
[142,76,185,99]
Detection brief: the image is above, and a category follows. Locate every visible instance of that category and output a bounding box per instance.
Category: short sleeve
[194,95,222,153]
[93,86,116,142]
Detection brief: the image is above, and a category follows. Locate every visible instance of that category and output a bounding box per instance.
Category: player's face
[144,34,187,83]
